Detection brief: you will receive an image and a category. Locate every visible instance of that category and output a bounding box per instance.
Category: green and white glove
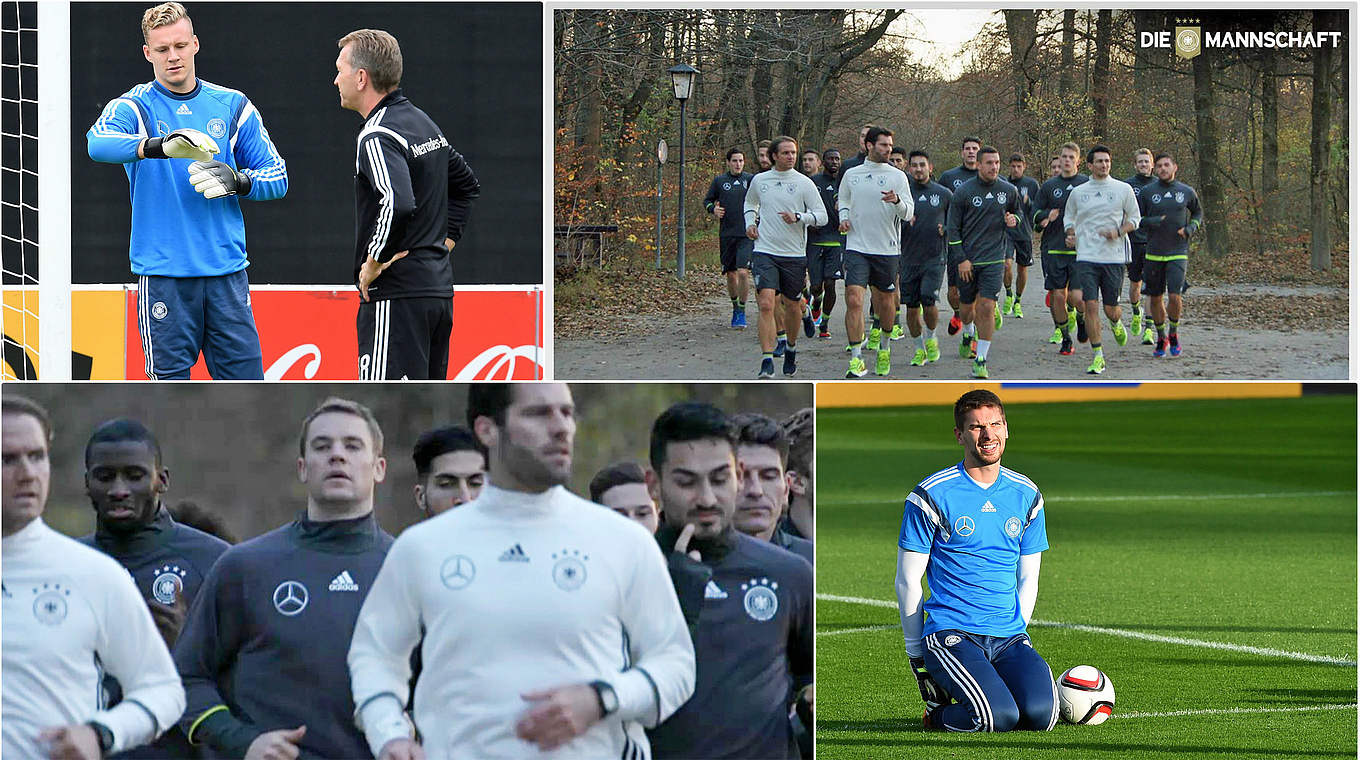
[189,160,252,199]
[143,128,219,162]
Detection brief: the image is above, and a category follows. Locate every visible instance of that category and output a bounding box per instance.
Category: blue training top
[899,461,1048,638]
[87,78,288,277]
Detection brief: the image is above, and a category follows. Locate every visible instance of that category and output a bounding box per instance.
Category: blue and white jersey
[87,79,288,277]
[898,462,1048,638]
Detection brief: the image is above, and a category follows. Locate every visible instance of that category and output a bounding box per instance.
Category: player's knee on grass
[1016,689,1057,731]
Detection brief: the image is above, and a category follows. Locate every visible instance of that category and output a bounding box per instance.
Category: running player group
[706,127,1203,378]
[1,385,813,760]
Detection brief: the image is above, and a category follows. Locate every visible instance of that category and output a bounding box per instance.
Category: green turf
[817,395,1358,759]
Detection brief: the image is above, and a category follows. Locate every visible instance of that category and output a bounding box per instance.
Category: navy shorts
[1076,261,1124,306]
[1126,241,1147,282]
[923,630,1058,733]
[958,261,1003,305]
[357,296,453,380]
[1012,234,1034,267]
[137,270,262,380]
[1144,258,1187,297]
[1041,252,1077,290]
[806,243,844,287]
[720,236,754,273]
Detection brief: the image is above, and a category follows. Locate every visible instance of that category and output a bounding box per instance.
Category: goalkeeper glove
[189,161,252,200]
[909,656,950,708]
[143,128,219,162]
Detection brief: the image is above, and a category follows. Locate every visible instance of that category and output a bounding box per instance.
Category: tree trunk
[1059,10,1075,95]
[1091,9,1111,141]
[1260,50,1279,222]
[1003,10,1038,156]
[1191,51,1227,258]
[1308,10,1334,270]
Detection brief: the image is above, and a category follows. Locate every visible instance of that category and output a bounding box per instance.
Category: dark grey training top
[648,531,814,760]
[946,176,1023,266]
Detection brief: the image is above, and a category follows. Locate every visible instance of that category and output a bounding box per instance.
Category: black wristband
[234,169,252,197]
[143,137,166,159]
[87,721,114,754]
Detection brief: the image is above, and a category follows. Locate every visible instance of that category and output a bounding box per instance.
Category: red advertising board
[122,287,544,380]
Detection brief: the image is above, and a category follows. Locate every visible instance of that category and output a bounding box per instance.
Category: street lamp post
[668,63,697,279]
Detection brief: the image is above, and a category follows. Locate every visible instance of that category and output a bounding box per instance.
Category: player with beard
[807,148,844,339]
[412,425,486,518]
[3,397,186,759]
[1137,151,1203,358]
[77,419,229,758]
[1123,148,1159,344]
[646,402,813,760]
[704,148,756,329]
[175,398,395,759]
[896,390,1056,734]
[349,384,694,760]
[732,412,813,565]
[902,150,952,367]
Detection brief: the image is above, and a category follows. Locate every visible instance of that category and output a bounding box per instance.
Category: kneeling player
[895,390,1057,733]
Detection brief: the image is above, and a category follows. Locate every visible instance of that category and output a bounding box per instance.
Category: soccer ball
[1057,665,1115,725]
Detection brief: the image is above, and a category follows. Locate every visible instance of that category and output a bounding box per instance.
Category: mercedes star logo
[272,581,309,616]
[440,555,476,590]
[955,515,976,537]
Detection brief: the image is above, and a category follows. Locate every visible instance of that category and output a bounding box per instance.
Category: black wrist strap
[87,721,114,754]
[143,137,166,159]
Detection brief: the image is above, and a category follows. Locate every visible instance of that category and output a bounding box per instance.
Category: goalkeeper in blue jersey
[86,2,287,380]
[894,389,1058,733]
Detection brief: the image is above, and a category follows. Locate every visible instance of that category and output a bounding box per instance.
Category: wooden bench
[554,224,619,266]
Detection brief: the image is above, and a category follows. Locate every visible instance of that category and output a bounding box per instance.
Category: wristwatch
[86,721,114,755]
[589,680,619,717]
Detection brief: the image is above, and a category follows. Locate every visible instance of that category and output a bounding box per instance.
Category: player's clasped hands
[244,725,306,760]
[516,683,602,751]
[36,725,101,760]
[378,738,427,760]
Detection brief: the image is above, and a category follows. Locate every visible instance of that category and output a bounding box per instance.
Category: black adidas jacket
[352,89,481,300]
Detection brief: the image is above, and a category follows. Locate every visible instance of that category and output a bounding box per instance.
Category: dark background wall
[71,2,541,285]
[14,383,813,542]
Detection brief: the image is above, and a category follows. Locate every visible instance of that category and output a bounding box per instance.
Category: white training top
[2,519,185,756]
[349,484,695,760]
[743,168,829,257]
[1063,177,1141,264]
[838,160,913,256]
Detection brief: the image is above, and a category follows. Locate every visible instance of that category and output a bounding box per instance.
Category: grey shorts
[720,236,754,273]
[844,250,898,292]
[752,252,807,301]
[1144,257,1187,297]
[1076,261,1124,306]
[958,260,1003,304]
[900,257,944,308]
[1042,251,1077,290]
[806,243,844,287]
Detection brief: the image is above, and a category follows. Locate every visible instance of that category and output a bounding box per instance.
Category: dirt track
[555,283,1349,380]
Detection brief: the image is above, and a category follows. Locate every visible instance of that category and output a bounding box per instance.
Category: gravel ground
[555,282,1349,380]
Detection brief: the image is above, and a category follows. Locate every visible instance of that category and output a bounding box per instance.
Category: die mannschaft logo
[1142,21,1341,60]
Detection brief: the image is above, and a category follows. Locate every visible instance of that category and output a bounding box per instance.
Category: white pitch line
[830,490,1351,507]
[819,625,898,637]
[1115,703,1357,720]
[817,594,1357,666]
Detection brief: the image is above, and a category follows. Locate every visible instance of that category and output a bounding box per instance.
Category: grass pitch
[816,395,1358,759]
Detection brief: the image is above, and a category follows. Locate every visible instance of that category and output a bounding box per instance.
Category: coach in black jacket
[335,28,481,380]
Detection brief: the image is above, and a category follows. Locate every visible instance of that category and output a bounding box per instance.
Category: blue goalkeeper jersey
[87,78,288,277]
[898,462,1048,638]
